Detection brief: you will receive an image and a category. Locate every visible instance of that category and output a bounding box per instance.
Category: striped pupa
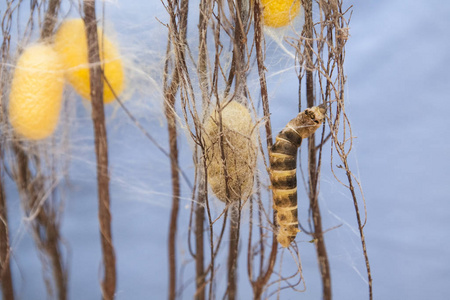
[269,105,326,247]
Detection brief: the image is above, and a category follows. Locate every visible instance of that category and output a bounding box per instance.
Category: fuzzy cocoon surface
[203,100,258,202]
[261,0,301,28]
[8,43,64,140]
[54,18,124,103]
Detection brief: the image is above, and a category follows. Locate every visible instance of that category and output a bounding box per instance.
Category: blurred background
[2,0,450,299]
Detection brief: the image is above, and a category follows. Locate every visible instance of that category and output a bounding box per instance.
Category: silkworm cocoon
[203,101,258,202]
[54,19,124,103]
[8,43,64,140]
[261,0,301,28]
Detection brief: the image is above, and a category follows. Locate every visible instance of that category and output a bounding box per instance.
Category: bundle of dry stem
[0,0,371,299]
[288,0,372,299]
[2,2,68,299]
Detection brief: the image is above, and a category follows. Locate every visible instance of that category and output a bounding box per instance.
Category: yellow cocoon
[203,101,257,202]
[54,19,124,103]
[8,43,64,140]
[261,0,301,28]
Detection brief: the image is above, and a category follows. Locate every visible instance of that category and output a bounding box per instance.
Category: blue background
[2,0,450,299]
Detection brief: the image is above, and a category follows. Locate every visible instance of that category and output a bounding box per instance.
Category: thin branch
[226,203,241,300]
[163,0,189,299]
[0,3,15,299]
[302,0,332,298]
[0,170,14,300]
[12,143,68,300]
[194,0,212,297]
[83,2,116,299]
[40,0,61,41]
[250,2,278,299]
[344,160,372,299]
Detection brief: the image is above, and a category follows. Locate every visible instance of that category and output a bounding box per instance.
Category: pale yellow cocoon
[261,0,301,28]
[54,19,124,103]
[8,43,64,140]
[203,101,257,202]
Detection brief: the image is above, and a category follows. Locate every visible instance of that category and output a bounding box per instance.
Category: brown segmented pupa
[270,105,326,247]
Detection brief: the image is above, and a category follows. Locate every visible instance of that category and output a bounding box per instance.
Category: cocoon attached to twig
[8,43,64,140]
[203,100,258,202]
[54,18,124,103]
[261,0,301,28]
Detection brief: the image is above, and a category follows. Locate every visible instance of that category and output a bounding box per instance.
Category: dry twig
[163,0,189,298]
[83,1,116,298]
